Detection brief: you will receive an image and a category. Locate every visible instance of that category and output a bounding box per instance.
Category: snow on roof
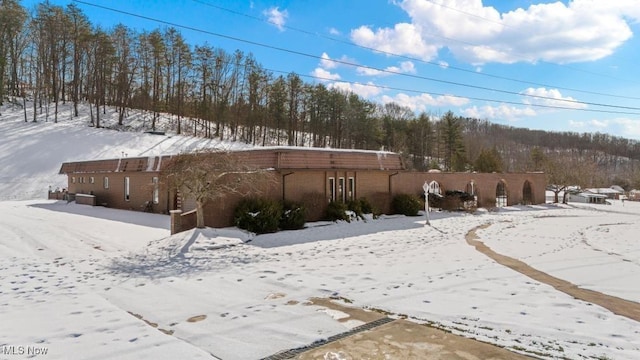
[576,192,608,198]
[610,185,625,192]
[60,148,405,173]
[585,188,621,194]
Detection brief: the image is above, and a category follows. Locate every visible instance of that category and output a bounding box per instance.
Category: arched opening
[496,180,508,207]
[465,181,478,208]
[522,180,533,205]
[429,180,442,195]
[427,180,443,210]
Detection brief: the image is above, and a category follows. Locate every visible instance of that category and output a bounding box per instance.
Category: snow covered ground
[1,200,639,359]
[1,103,639,359]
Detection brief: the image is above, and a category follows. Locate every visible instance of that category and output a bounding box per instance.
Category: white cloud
[589,119,609,128]
[381,92,469,112]
[351,0,640,64]
[610,118,640,138]
[351,23,440,61]
[357,61,416,76]
[399,61,416,73]
[568,119,586,129]
[462,104,537,121]
[327,82,383,98]
[356,67,384,76]
[320,52,337,69]
[569,117,640,139]
[318,52,356,70]
[310,68,341,81]
[263,7,288,31]
[438,61,449,69]
[521,87,587,109]
[328,27,340,36]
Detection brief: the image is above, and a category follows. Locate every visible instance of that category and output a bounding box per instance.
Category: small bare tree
[162,149,275,228]
[545,152,598,203]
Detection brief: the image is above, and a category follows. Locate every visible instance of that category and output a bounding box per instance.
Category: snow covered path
[468,223,640,322]
[1,200,639,359]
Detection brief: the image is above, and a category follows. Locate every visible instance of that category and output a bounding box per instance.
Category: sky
[19,0,640,140]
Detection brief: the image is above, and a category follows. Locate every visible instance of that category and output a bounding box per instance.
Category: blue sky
[22,0,640,139]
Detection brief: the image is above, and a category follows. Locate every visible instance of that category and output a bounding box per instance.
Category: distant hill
[458,117,640,190]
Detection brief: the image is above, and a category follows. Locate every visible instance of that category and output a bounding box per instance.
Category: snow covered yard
[1,200,639,359]
[1,103,639,359]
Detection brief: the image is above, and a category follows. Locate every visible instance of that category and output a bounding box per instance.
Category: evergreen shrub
[392,194,423,216]
[280,201,306,230]
[325,201,351,222]
[234,197,282,234]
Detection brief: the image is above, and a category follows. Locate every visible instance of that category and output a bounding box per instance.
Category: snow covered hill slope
[0,101,247,200]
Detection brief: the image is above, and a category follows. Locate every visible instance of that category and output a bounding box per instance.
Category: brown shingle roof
[59,148,405,174]
[59,156,171,174]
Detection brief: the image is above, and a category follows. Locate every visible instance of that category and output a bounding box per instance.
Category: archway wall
[393,172,546,207]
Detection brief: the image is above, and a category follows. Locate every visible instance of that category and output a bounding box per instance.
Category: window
[103,176,109,189]
[338,177,345,202]
[124,177,130,201]
[90,176,95,184]
[72,177,76,184]
[328,177,336,202]
[152,177,159,204]
[348,177,355,201]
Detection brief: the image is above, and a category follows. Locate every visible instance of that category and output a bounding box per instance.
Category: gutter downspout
[282,172,295,202]
[388,171,400,195]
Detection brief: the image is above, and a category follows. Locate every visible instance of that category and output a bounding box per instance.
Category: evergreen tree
[474,147,503,173]
[440,111,466,171]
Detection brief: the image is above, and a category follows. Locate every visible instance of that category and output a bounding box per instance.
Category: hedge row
[234,192,474,234]
[233,198,306,234]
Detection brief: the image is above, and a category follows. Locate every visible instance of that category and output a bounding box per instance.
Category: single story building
[584,187,622,200]
[59,147,546,231]
[569,192,608,204]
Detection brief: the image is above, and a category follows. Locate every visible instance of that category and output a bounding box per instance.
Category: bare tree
[162,149,276,228]
[111,24,137,125]
[66,3,90,117]
[545,152,598,203]
[0,0,27,103]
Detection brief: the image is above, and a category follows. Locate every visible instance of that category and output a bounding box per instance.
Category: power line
[264,68,640,116]
[71,0,640,114]
[165,52,640,116]
[190,0,640,102]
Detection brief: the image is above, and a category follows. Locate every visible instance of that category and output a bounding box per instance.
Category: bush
[429,190,476,211]
[346,199,363,219]
[357,197,377,216]
[392,194,423,216]
[234,197,282,234]
[325,201,351,222]
[345,197,378,220]
[280,201,306,230]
